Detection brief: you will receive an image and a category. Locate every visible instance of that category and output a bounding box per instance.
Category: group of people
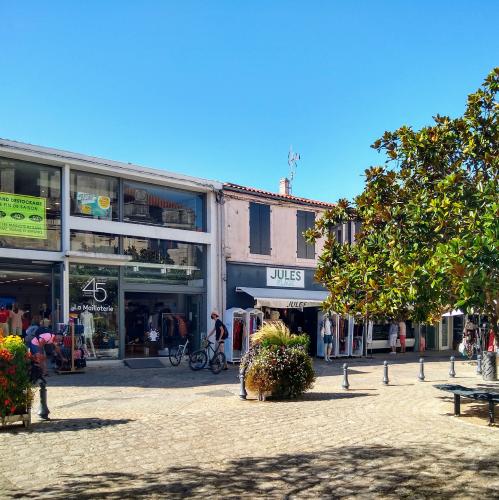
[389,320,408,354]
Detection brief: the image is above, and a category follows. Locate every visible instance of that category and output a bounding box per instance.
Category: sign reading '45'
[82,277,108,303]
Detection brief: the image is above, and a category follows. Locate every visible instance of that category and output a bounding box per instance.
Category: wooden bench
[435,384,499,425]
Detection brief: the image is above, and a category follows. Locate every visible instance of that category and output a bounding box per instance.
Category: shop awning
[442,309,464,317]
[236,287,329,309]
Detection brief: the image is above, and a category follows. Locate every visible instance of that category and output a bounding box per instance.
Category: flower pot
[1,408,31,428]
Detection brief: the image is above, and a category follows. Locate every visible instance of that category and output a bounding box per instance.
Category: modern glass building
[0,139,222,359]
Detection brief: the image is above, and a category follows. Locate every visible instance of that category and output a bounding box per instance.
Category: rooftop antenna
[287,145,301,194]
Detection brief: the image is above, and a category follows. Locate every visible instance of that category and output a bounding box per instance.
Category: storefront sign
[266,267,305,288]
[0,192,46,239]
[76,192,111,219]
[255,298,319,309]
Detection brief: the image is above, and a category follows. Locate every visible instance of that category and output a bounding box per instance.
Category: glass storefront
[123,180,204,231]
[0,157,61,250]
[69,264,119,359]
[70,230,120,254]
[0,261,58,335]
[70,170,119,221]
[123,236,205,285]
[125,292,202,357]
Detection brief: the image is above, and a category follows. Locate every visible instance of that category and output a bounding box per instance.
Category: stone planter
[1,409,31,428]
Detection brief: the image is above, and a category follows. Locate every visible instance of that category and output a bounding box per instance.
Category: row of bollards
[340,355,473,390]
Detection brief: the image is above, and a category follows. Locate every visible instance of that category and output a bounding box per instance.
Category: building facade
[221,181,340,360]
[0,139,223,359]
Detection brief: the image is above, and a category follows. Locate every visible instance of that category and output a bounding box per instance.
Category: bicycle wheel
[210,352,226,374]
[169,345,183,367]
[189,350,208,371]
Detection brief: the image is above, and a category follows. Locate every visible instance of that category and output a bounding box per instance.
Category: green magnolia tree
[309,68,499,334]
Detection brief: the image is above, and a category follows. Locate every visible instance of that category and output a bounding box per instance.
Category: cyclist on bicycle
[207,310,228,370]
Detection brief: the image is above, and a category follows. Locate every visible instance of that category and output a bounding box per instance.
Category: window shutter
[306,211,315,259]
[249,202,261,254]
[260,204,271,255]
[297,211,307,258]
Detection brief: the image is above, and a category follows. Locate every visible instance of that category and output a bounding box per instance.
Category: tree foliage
[309,68,499,332]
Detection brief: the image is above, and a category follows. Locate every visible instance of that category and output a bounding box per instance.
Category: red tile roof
[223,183,335,208]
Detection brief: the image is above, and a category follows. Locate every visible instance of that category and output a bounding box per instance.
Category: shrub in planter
[242,323,316,399]
[0,335,34,418]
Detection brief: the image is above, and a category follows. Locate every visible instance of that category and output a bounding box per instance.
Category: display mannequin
[0,305,9,336]
[321,313,333,362]
[80,310,96,357]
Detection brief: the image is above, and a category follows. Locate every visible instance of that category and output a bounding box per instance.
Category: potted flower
[240,323,316,401]
[0,335,35,428]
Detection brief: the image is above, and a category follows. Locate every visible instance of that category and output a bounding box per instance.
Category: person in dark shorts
[207,310,228,369]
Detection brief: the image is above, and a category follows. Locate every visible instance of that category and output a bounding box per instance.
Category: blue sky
[1,1,498,202]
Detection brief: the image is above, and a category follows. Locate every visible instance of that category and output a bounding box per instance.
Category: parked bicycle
[189,338,226,374]
[168,336,191,367]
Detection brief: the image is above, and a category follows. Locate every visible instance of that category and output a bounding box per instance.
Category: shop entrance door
[124,292,202,358]
[439,317,451,350]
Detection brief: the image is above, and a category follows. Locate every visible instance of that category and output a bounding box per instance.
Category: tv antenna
[287,146,301,194]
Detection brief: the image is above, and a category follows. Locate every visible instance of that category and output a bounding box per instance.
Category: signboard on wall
[0,192,46,239]
[266,267,305,288]
[76,192,111,220]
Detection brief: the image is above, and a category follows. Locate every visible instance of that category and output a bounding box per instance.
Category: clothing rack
[56,322,86,374]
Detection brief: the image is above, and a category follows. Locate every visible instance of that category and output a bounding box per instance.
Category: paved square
[1,354,498,498]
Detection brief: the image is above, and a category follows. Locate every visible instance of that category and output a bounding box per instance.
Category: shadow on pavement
[28,418,133,433]
[7,443,498,498]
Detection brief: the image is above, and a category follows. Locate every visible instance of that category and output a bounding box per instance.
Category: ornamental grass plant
[0,335,34,418]
[242,322,316,400]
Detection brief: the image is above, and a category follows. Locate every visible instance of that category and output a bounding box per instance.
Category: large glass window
[69,264,119,359]
[70,170,118,221]
[70,230,119,254]
[0,157,61,251]
[123,236,205,285]
[123,180,204,231]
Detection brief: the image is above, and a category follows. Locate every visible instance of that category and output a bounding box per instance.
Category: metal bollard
[38,380,50,420]
[476,355,482,375]
[342,363,350,390]
[239,370,247,400]
[383,360,389,385]
[418,358,425,381]
[449,356,456,378]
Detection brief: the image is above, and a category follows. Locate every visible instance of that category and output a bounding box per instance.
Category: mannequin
[321,313,333,362]
[80,310,96,357]
[0,305,9,336]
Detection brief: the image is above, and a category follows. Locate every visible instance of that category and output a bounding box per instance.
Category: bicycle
[189,338,226,374]
[168,336,191,366]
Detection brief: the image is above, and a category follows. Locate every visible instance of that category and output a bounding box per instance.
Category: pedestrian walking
[389,321,398,354]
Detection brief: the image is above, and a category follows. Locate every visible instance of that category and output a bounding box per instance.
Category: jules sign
[266,267,305,288]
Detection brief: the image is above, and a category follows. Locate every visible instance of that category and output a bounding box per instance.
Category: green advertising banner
[0,192,47,239]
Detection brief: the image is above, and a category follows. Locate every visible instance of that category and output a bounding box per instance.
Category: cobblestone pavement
[1,353,498,499]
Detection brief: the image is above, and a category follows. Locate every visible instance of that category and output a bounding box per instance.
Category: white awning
[236,287,328,309]
[442,309,464,317]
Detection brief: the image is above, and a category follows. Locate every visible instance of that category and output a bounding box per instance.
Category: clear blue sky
[1,1,498,202]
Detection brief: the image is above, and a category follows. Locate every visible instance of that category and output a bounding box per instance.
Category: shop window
[70,230,119,255]
[123,236,205,285]
[297,210,315,259]
[69,264,119,359]
[0,157,61,251]
[123,180,204,231]
[249,202,270,255]
[70,170,119,221]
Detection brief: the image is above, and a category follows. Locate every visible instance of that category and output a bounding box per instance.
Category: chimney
[279,177,291,195]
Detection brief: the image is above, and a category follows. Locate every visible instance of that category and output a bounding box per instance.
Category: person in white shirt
[389,321,398,354]
[321,313,333,362]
